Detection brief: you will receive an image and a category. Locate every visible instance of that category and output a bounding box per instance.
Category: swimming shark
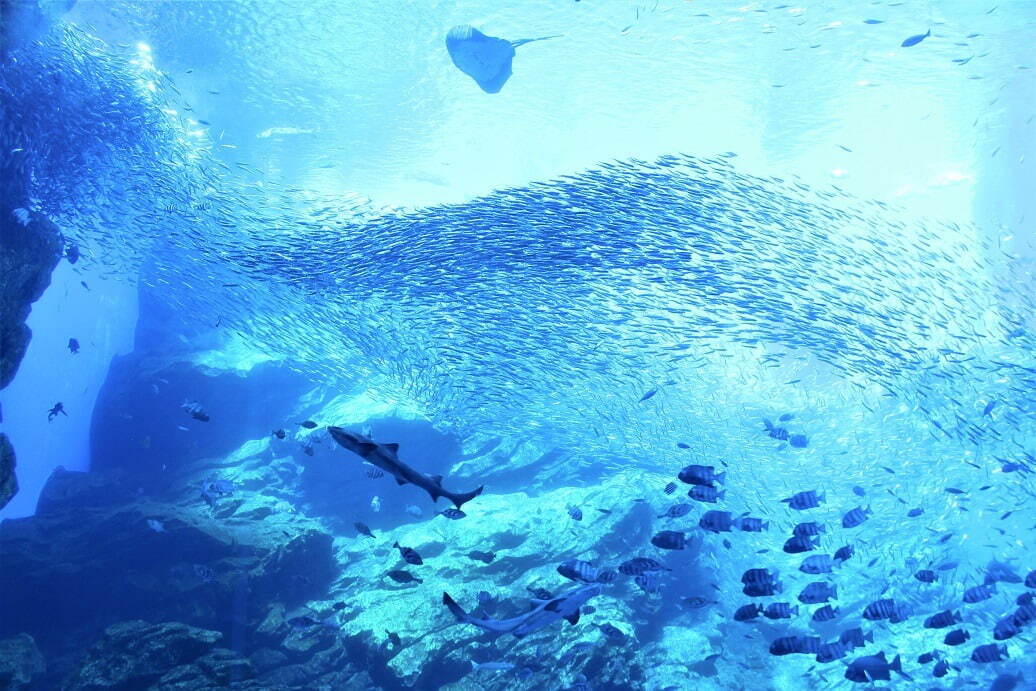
[442,583,602,637]
[327,427,483,509]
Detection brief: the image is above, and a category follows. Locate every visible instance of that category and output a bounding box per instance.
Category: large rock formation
[0,633,45,690]
[0,174,65,510]
[0,434,16,512]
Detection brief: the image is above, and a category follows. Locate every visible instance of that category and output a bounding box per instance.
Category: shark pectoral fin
[385,443,399,453]
[395,477,408,486]
[543,599,562,612]
[564,611,580,625]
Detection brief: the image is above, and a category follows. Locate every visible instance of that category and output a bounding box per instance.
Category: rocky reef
[0,176,65,510]
[0,339,745,690]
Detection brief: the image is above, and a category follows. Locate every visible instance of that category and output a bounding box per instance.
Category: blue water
[1,1,1034,689]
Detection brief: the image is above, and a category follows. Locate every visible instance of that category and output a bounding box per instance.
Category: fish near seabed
[328,427,484,508]
[445,25,559,93]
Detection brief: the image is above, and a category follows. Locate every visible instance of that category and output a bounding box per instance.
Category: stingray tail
[511,34,563,48]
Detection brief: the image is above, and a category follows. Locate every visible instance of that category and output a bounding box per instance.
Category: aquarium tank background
[0,0,1034,688]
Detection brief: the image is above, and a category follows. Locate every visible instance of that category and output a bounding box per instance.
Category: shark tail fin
[443,592,470,623]
[447,485,485,509]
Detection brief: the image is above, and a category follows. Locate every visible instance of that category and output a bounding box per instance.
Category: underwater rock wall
[0,170,65,510]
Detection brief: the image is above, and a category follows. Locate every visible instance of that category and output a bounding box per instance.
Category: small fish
[405,504,423,517]
[842,506,871,528]
[639,388,658,402]
[297,420,318,429]
[354,522,375,538]
[733,603,763,621]
[67,338,80,354]
[634,571,664,595]
[181,400,209,422]
[566,504,583,521]
[812,604,839,622]
[901,29,931,47]
[440,508,466,520]
[365,464,385,479]
[852,486,866,497]
[651,530,686,550]
[782,490,825,510]
[370,495,381,512]
[618,557,669,576]
[393,542,423,565]
[663,482,677,495]
[272,429,286,439]
[970,643,1007,662]
[907,508,923,518]
[146,519,165,533]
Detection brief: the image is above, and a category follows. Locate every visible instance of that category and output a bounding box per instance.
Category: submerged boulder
[0,633,45,690]
[0,434,16,510]
[64,620,222,690]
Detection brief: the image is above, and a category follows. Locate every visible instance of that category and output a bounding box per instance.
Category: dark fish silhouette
[442,584,601,637]
[393,542,423,565]
[329,427,483,508]
[901,29,931,47]
[445,26,560,94]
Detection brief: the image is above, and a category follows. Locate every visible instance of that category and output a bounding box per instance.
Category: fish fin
[432,474,444,484]
[385,443,399,453]
[395,477,408,486]
[564,611,580,625]
[359,442,379,454]
[442,592,469,622]
[447,484,485,509]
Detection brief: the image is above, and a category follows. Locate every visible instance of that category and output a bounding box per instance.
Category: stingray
[445,25,560,94]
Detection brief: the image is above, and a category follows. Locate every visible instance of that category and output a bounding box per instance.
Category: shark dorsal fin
[385,443,399,454]
[431,474,443,484]
[564,611,580,625]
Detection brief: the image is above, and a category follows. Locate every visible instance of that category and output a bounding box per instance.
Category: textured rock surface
[0,207,63,391]
[1,128,65,510]
[0,633,45,690]
[1,367,737,689]
[0,434,16,511]
[63,620,224,690]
